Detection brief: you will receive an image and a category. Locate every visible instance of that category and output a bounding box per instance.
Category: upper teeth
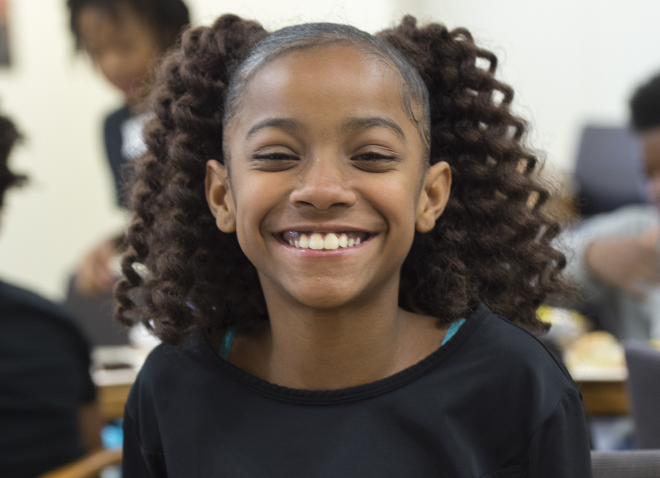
[289,233,361,250]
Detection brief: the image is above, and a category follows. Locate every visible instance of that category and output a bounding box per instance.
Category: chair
[573,125,646,217]
[591,450,660,477]
[62,275,130,346]
[38,449,122,478]
[624,341,660,448]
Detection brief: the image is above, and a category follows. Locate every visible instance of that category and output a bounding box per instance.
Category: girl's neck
[228,293,448,390]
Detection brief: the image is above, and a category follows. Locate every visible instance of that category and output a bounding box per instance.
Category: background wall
[0,0,659,300]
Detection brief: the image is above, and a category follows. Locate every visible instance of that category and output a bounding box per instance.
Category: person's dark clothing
[0,281,96,478]
[123,303,593,477]
[103,104,131,208]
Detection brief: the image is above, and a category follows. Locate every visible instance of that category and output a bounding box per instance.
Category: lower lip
[275,235,373,256]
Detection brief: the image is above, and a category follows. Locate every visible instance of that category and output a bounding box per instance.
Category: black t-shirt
[0,281,96,478]
[123,303,593,477]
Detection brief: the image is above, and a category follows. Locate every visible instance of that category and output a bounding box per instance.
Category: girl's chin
[286,288,364,311]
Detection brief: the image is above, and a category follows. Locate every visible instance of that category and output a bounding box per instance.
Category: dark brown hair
[0,112,26,210]
[630,72,660,132]
[67,0,190,51]
[116,14,569,345]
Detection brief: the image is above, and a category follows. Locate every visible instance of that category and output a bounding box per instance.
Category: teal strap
[218,326,237,361]
[441,318,466,346]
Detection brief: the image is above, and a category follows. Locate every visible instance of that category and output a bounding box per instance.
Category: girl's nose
[289,157,357,210]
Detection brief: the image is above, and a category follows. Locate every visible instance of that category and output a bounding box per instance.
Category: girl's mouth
[281,231,370,250]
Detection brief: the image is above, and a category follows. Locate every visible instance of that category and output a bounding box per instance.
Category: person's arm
[74,233,125,296]
[583,229,660,299]
[561,205,660,300]
[526,389,593,477]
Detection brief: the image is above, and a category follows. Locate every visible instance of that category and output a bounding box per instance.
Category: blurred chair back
[574,125,646,217]
[62,275,129,346]
[591,450,660,477]
[624,341,660,449]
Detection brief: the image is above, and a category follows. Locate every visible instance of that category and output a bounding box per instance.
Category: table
[97,383,133,422]
[92,346,143,422]
[91,349,634,420]
[575,379,629,416]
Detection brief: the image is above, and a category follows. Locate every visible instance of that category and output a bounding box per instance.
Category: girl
[67,0,189,295]
[117,15,593,477]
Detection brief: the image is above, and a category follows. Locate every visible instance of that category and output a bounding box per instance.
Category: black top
[123,304,593,477]
[0,281,96,478]
[103,104,132,208]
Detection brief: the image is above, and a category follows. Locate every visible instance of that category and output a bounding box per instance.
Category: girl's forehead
[256,44,399,83]
[222,43,430,158]
[236,45,408,118]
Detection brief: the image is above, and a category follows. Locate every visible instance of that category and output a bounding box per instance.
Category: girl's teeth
[324,233,339,250]
[286,232,364,250]
[309,233,324,250]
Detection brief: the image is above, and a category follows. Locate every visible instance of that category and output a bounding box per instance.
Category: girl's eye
[250,150,299,171]
[353,152,396,162]
[252,152,297,161]
[352,151,400,171]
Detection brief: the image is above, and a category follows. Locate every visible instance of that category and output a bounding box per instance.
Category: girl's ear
[205,160,237,233]
[415,161,451,233]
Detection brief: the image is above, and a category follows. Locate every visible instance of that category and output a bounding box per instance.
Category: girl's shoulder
[457,304,577,396]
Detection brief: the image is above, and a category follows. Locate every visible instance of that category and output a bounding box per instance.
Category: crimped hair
[116,14,570,345]
[67,0,190,51]
[630,72,660,132]
[0,112,26,210]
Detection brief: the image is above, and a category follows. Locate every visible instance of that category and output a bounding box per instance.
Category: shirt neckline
[197,303,490,405]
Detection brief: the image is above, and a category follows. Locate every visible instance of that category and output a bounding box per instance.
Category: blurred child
[565,73,660,339]
[66,0,189,295]
[0,110,101,478]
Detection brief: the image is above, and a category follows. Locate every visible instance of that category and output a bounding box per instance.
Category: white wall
[0,0,397,299]
[1,0,659,300]
[396,0,660,170]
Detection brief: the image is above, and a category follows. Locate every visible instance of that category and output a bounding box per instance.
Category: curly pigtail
[382,17,571,332]
[115,15,269,345]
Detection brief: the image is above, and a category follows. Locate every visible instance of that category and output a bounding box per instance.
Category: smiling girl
[117,15,592,477]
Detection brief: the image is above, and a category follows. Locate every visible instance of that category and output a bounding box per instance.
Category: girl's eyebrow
[246,118,301,139]
[244,116,406,142]
[341,117,406,143]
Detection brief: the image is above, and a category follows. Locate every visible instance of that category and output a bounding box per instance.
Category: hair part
[630,72,660,132]
[0,112,27,210]
[67,0,190,51]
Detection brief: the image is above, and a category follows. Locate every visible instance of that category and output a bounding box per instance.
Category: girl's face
[207,44,450,311]
[76,2,161,105]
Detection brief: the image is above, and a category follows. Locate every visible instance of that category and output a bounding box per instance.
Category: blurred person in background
[67,0,189,295]
[564,72,660,340]
[0,110,101,478]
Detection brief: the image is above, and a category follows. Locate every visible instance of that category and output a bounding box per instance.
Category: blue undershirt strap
[218,318,467,361]
[441,318,466,346]
[218,326,237,361]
